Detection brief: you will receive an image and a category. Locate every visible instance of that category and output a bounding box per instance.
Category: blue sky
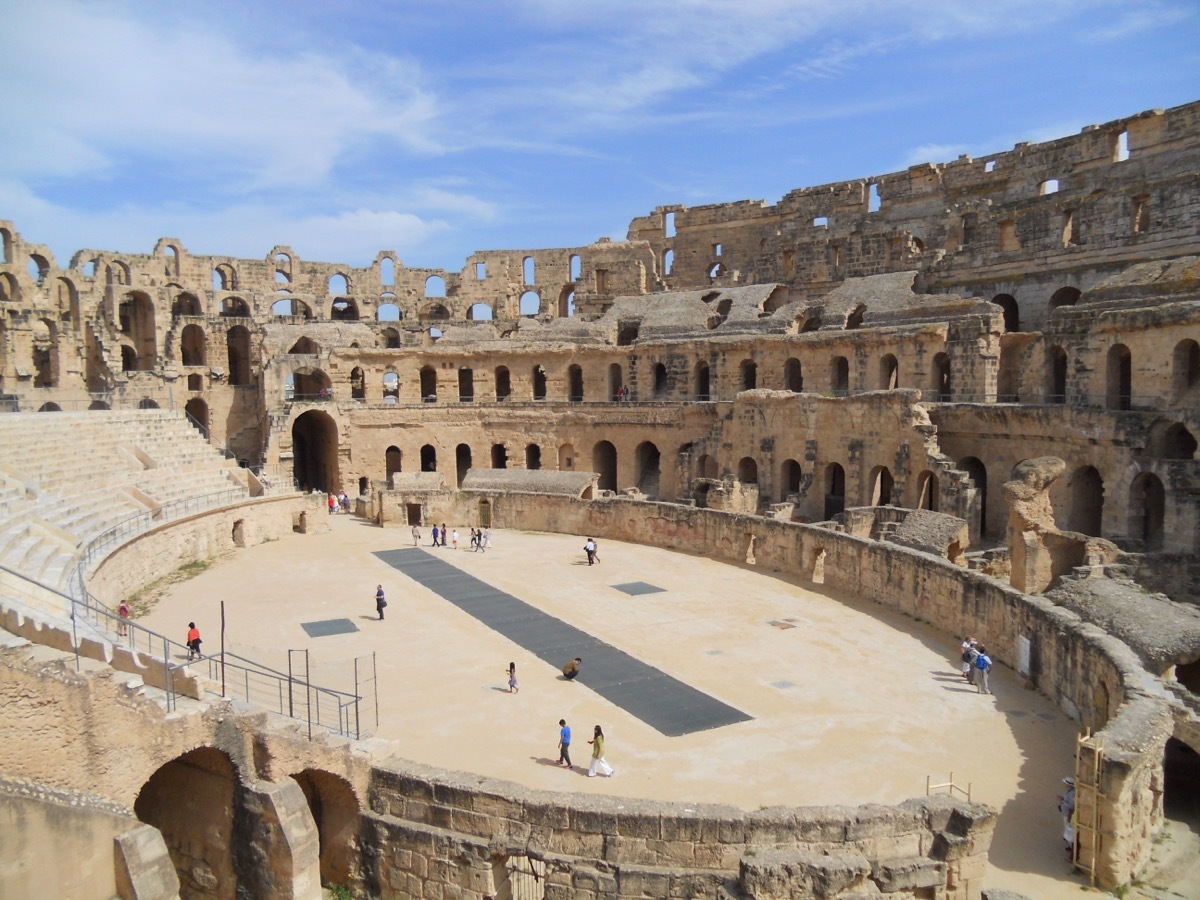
[1,0,1197,272]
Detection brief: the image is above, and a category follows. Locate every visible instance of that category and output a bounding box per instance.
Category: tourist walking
[441,523,448,548]
[431,524,440,547]
[975,646,992,694]
[375,584,387,620]
[587,725,614,777]
[583,537,596,565]
[961,637,978,683]
[506,661,519,694]
[452,528,459,549]
[118,600,130,637]
[481,527,490,551]
[412,524,421,546]
[186,622,202,660]
[557,719,572,769]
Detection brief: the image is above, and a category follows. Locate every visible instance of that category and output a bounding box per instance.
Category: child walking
[506,662,519,694]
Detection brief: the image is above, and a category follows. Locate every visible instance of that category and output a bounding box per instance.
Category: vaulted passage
[292,409,339,493]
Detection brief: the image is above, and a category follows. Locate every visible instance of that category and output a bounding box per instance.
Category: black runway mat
[301,618,359,637]
[611,581,666,596]
[374,548,752,736]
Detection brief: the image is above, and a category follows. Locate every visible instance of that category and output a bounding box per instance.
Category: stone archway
[291,769,361,889]
[292,409,339,493]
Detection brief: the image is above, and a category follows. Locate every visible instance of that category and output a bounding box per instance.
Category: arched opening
[519,291,541,316]
[135,747,237,897]
[121,344,138,372]
[185,398,209,436]
[593,440,617,491]
[290,769,360,890]
[180,323,206,366]
[456,443,472,487]
[653,363,669,399]
[831,356,849,394]
[992,294,1020,332]
[531,365,548,400]
[293,368,331,400]
[740,360,757,391]
[1106,343,1132,410]
[380,327,401,349]
[526,444,542,470]
[916,470,939,511]
[1128,471,1165,549]
[824,463,846,519]
[385,446,402,484]
[617,324,639,346]
[138,398,159,409]
[784,358,803,392]
[382,372,399,403]
[1049,286,1081,312]
[558,288,575,318]
[491,443,508,469]
[330,297,359,321]
[568,364,584,402]
[172,292,201,317]
[37,402,62,412]
[1159,423,1198,460]
[635,441,661,498]
[31,318,57,387]
[932,353,951,401]
[420,444,437,472]
[458,367,474,402]
[1046,345,1068,403]
[119,291,157,368]
[780,459,802,500]
[424,275,446,298]
[220,296,250,317]
[88,400,110,410]
[377,302,401,322]
[495,366,511,401]
[1161,738,1200,857]
[870,465,894,506]
[698,453,719,479]
[1173,339,1200,398]
[468,302,493,321]
[694,360,711,400]
[420,365,437,401]
[292,410,339,492]
[419,302,449,323]
[879,354,899,390]
[1068,465,1104,536]
[350,367,365,400]
[998,340,1021,401]
[738,456,758,484]
[959,457,989,541]
[289,336,319,356]
[608,363,624,401]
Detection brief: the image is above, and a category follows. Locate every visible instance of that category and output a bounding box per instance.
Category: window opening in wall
[608,362,624,401]
[568,364,584,401]
[456,444,472,487]
[663,248,674,275]
[1129,472,1165,549]
[1132,195,1150,234]
[495,366,511,401]
[1173,339,1200,396]
[1107,344,1132,410]
[475,261,486,280]
[420,444,437,472]
[468,302,494,321]
[526,443,542,470]
[328,273,349,295]
[984,160,996,173]
[813,216,827,228]
[961,213,977,245]
[523,256,535,285]
[594,269,608,293]
[824,463,845,519]
[933,353,952,401]
[458,367,474,403]
[870,466,893,505]
[1046,345,1068,403]
[617,324,638,346]
[187,373,202,391]
[868,182,881,212]
[1068,466,1104,536]
[709,262,726,279]
[380,256,395,286]
[350,367,365,400]
[381,327,401,349]
[960,457,989,540]
[993,294,1020,332]
[1062,209,1078,246]
[1114,130,1130,162]
[785,357,803,392]
[570,254,581,281]
[532,365,547,400]
[1040,178,1059,195]
[383,372,399,403]
[377,302,401,322]
[654,362,668,398]
[519,291,540,316]
[664,211,676,237]
[428,326,442,340]
[424,275,446,298]
[879,354,898,390]
[420,366,437,401]
[491,443,508,468]
[560,289,575,318]
[1049,286,1081,311]
[740,360,757,391]
[713,243,723,257]
[831,356,849,394]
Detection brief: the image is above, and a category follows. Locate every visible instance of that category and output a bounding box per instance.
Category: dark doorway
[293,410,339,493]
[456,443,472,487]
[593,440,617,491]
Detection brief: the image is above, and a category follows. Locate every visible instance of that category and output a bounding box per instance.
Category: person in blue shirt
[557,719,572,769]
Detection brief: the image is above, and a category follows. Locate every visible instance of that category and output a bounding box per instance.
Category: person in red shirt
[186,622,202,660]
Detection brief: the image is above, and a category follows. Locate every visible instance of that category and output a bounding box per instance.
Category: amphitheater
[1,99,1199,899]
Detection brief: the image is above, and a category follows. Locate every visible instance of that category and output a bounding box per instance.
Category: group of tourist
[582,538,601,565]
[959,637,993,694]
[327,491,350,514]
[420,523,491,551]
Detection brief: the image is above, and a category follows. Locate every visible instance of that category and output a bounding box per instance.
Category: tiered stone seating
[0,410,250,590]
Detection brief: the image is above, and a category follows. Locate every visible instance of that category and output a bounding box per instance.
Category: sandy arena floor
[142,516,1094,897]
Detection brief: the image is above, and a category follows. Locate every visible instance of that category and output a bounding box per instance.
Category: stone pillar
[235,778,321,900]
[114,824,181,900]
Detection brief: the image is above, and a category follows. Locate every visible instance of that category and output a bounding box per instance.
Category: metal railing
[4,562,367,736]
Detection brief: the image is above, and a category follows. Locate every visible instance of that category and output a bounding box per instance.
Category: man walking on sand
[557,719,573,769]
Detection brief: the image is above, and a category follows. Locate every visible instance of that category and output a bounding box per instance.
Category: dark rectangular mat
[301,618,359,637]
[374,548,751,736]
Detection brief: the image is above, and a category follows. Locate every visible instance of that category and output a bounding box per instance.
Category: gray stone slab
[375,548,752,737]
[301,618,359,638]
[612,581,665,596]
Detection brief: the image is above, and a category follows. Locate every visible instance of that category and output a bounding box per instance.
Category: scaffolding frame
[1073,729,1105,886]
[926,772,973,802]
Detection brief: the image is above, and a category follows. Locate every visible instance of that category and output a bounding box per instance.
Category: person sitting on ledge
[563,657,582,680]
